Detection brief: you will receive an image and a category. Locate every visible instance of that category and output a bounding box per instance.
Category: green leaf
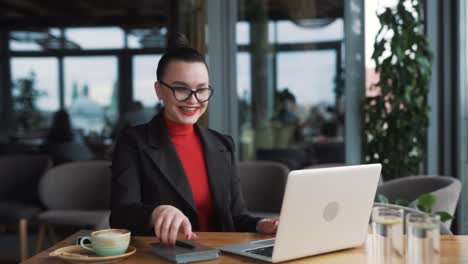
[394,199,410,206]
[434,212,453,222]
[376,194,389,204]
[417,193,436,213]
[362,0,431,180]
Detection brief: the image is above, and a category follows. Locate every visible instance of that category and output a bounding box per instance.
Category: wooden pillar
[19,219,28,261]
[249,0,275,149]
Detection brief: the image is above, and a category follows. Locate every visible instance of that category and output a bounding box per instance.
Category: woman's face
[155,61,209,124]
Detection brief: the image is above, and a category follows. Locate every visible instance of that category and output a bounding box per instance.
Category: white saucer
[49,245,136,263]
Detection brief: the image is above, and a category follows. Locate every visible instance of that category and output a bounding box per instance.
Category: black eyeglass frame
[158,80,214,103]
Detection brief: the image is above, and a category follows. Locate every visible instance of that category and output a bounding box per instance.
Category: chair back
[256,148,310,170]
[304,163,346,169]
[42,142,95,165]
[313,141,345,164]
[237,161,289,215]
[377,176,462,228]
[39,161,111,210]
[0,155,52,204]
[0,142,40,155]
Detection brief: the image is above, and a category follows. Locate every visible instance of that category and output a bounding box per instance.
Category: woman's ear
[154,81,161,100]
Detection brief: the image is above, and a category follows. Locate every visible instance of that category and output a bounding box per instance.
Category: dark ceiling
[239,0,343,22]
[0,0,171,29]
[0,0,343,30]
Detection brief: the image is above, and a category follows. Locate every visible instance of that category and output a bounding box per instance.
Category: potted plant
[12,71,46,133]
[362,0,432,180]
[376,193,453,222]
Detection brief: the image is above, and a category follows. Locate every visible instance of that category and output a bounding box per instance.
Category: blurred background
[0,0,467,263]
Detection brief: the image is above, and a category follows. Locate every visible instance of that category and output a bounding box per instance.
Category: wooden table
[21,231,468,263]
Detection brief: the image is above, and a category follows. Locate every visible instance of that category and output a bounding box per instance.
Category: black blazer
[110,111,260,235]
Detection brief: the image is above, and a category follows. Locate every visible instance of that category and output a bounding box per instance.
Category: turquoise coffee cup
[80,229,131,256]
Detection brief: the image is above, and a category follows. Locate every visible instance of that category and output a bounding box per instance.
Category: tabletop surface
[21,230,468,263]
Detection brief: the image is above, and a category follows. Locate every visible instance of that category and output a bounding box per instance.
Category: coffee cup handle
[79,236,95,253]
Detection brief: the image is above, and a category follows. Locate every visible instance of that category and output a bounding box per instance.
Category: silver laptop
[219,164,381,263]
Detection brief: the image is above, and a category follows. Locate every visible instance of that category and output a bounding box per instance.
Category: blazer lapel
[196,127,231,222]
[143,114,196,213]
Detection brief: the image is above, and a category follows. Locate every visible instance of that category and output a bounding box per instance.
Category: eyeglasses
[159,80,214,103]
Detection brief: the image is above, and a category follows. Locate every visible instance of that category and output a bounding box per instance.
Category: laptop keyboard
[245,246,274,257]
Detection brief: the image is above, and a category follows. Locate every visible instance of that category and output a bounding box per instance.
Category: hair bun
[166,32,190,52]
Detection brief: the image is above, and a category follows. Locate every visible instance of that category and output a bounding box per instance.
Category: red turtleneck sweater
[164,116,215,231]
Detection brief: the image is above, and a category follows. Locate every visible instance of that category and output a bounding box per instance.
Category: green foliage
[376,194,390,204]
[416,193,436,213]
[394,198,410,206]
[434,212,453,222]
[12,72,46,131]
[362,0,432,180]
[416,193,453,222]
[377,193,453,222]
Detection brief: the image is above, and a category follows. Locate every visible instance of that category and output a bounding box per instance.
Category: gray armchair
[36,161,111,252]
[41,142,95,165]
[304,163,346,169]
[0,155,52,261]
[377,176,462,229]
[237,161,290,218]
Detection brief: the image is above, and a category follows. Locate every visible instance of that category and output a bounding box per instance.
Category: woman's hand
[256,218,279,234]
[151,205,198,246]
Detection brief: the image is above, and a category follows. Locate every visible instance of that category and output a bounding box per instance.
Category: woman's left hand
[256,218,279,234]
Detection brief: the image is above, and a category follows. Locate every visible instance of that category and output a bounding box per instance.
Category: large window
[4,0,207,139]
[127,28,167,49]
[237,0,345,167]
[64,56,117,135]
[132,55,163,121]
[277,50,339,143]
[237,52,253,159]
[10,29,61,51]
[275,20,343,43]
[10,57,59,130]
[133,55,161,108]
[65,27,125,49]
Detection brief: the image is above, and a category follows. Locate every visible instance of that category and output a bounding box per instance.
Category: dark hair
[47,109,73,142]
[156,32,208,81]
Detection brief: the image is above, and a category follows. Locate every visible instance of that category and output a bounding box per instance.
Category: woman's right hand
[151,205,197,246]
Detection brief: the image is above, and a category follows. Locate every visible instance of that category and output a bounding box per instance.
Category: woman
[110,33,278,246]
[46,109,74,143]
[42,109,94,164]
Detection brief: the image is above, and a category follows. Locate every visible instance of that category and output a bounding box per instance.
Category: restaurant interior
[0,0,467,263]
